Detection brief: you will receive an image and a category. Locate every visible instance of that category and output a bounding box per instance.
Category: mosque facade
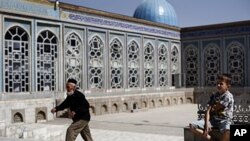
[0,0,249,137]
[182,21,250,88]
[181,21,250,103]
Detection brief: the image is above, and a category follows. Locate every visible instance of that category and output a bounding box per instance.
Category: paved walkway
[1,104,198,141]
[90,104,197,136]
[59,104,197,141]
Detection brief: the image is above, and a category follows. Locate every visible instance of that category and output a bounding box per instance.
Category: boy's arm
[220,94,233,109]
[212,102,225,112]
[204,105,212,135]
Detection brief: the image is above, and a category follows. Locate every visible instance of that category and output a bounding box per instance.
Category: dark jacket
[55,90,90,121]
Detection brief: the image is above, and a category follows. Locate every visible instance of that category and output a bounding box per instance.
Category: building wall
[0,0,181,95]
[0,98,54,136]
[55,90,194,116]
[181,21,250,88]
[0,0,188,132]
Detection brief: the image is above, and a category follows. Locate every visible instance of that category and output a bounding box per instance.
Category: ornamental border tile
[61,11,180,40]
[182,26,250,39]
[0,0,59,18]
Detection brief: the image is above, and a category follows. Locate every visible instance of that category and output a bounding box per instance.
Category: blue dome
[133,0,178,26]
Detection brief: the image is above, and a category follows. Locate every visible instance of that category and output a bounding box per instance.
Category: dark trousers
[66,120,93,141]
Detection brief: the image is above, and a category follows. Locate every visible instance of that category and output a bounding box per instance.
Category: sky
[58,0,250,27]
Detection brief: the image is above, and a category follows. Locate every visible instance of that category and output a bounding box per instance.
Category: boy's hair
[217,74,232,86]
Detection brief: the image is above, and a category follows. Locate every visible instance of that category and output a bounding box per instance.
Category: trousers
[66,119,93,141]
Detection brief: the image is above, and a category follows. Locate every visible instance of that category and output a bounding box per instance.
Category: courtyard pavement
[54,104,197,141]
[1,104,198,141]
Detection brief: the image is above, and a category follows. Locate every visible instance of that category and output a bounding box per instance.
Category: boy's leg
[66,120,88,141]
[189,120,213,140]
[218,121,231,141]
[80,124,93,141]
[189,123,211,141]
[220,130,230,141]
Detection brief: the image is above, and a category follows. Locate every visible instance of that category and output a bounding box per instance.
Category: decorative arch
[133,102,138,109]
[142,101,147,108]
[184,45,199,87]
[36,28,59,42]
[5,24,31,38]
[88,35,104,89]
[65,32,83,88]
[171,45,179,74]
[36,30,58,91]
[123,102,129,111]
[36,111,46,122]
[128,39,140,48]
[203,43,221,86]
[186,97,193,103]
[173,98,177,104]
[13,112,24,123]
[158,99,163,106]
[144,42,155,87]
[110,38,123,89]
[4,26,30,92]
[112,103,119,113]
[158,43,168,87]
[180,97,184,104]
[90,106,96,115]
[151,100,155,108]
[65,31,83,43]
[227,41,245,86]
[128,40,140,88]
[166,99,171,105]
[89,33,105,45]
[101,104,108,114]
[110,37,124,47]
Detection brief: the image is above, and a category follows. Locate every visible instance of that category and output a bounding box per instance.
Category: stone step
[5,123,67,141]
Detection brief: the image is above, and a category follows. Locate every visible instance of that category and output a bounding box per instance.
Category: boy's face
[216,80,229,94]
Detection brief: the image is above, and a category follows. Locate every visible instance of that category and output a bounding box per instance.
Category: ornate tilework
[158,43,168,87]
[227,41,245,86]
[109,38,123,89]
[128,40,140,88]
[144,42,155,87]
[204,44,220,86]
[65,33,83,88]
[0,0,59,18]
[171,46,179,74]
[88,35,104,89]
[4,26,29,92]
[61,11,180,39]
[184,45,199,87]
[182,26,250,39]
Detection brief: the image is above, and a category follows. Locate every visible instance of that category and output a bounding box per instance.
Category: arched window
[184,45,199,87]
[88,36,104,89]
[144,43,154,87]
[171,46,179,74]
[128,41,140,88]
[227,42,244,86]
[37,30,58,91]
[204,44,220,86]
[110,38,123,89]
[4,26,29,92]
[158,44,168,87]
[65,33,83,88]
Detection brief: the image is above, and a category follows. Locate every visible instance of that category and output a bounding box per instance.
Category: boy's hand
[212,102,224,112]
[203,124,211,136]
